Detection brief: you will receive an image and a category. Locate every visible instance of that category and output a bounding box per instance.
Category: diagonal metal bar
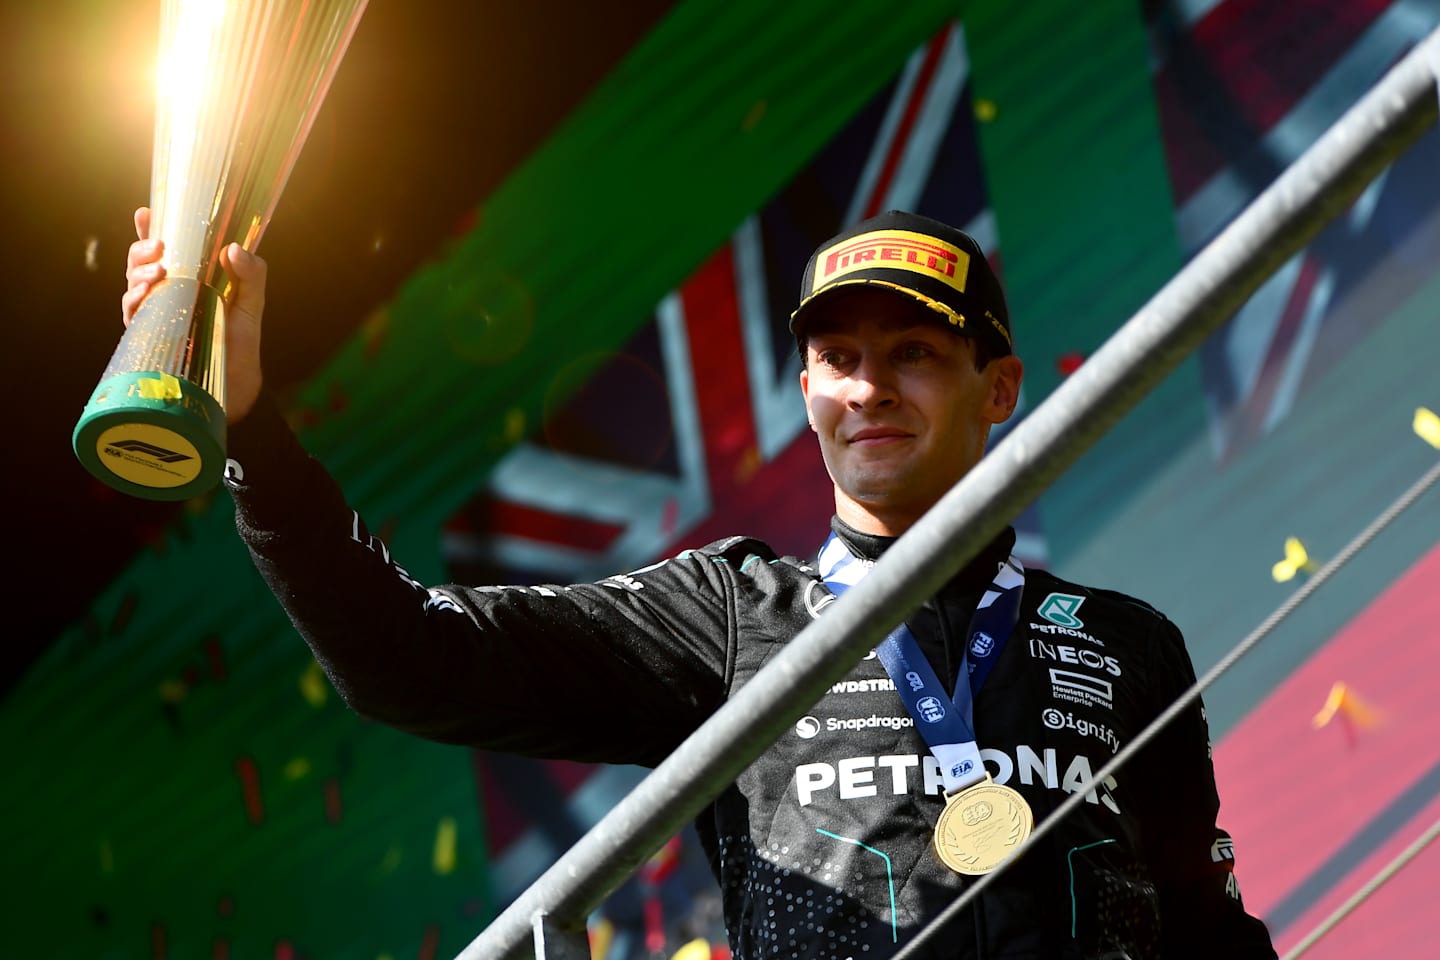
[457,25,1440,960]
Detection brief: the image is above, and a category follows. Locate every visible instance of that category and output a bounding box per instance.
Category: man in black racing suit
[123,207,1278,959]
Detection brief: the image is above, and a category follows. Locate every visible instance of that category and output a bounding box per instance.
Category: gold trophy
[74,0,370,500]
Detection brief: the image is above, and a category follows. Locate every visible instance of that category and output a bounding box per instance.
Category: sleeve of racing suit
[223,392,734,767]
[1135,614,1278,958]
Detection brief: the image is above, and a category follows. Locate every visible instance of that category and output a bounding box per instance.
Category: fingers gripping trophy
[73,0,369,500]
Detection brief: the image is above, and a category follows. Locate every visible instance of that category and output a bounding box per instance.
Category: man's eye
[899,344,934,361]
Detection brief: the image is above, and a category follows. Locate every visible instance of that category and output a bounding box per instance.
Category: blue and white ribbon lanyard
[818,532,1025,794]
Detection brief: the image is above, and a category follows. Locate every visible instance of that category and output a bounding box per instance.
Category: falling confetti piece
[735,446,762,485]
[1414,407,1440,449]
[433,816,457,875]
[588,917,614,960]
[283,757,311,781]
[1271,537,1314,582]
[671,940,713,960]
[235,756,264,825]
[742,100,767,131]
[299,660,328,709]
[1056,351,1086,376]
[85,236,100,272]
[418,925,440,960]
[158,679,188,703]
[325,778,343,824]
[205,636,227,681]
[1312,681,1380,730]
[504,407,527,444]
[975,98,998,122]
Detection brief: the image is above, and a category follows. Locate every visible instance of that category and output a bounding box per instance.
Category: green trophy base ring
[73,371,227,501]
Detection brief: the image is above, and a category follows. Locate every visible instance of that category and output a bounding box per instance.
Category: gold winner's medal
[933,776,1034,875]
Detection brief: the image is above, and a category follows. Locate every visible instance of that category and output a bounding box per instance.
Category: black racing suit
[225,395,1277,959]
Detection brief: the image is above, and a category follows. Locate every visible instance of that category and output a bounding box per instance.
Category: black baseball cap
[789,210,1012,355]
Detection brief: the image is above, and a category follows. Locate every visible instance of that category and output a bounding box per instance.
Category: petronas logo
[1037,593,1085,629]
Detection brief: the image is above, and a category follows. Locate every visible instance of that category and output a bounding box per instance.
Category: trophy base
[73,370,226,501]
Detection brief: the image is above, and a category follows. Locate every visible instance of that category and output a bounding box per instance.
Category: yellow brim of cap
[790,278,967,332]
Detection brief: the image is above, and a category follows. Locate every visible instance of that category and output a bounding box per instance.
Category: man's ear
[800,366,817,432]
[984,355,1024,424]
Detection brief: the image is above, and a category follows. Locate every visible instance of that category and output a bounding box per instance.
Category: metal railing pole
[456,27,1440,960]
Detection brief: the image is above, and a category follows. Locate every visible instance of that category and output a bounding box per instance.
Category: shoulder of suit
[680,536,816,576]
[1024,566,1170,623]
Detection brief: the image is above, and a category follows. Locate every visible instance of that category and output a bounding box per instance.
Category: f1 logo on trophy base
[73,0,369,501]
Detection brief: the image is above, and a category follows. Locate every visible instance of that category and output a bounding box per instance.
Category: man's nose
[848,358,899,410]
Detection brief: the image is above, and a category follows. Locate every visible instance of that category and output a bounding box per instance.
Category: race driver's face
[800,287,1022,537]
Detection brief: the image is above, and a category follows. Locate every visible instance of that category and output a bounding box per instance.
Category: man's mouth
[848,427,912,446]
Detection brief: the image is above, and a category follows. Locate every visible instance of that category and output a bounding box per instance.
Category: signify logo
[1041,708,1119,753]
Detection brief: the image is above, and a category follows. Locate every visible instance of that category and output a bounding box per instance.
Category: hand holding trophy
[123,208,268,422]
[74,0,370,501]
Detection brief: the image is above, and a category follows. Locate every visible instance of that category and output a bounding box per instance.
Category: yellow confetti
[283,757,311,781]
[299,660,328,709]
[975,98,998,122]
[137,373,183,401]
[1414,407,1440,449]
[503,407,527,444]
[588,917,614,960]
[158,679,188,703]
[742,100,767,132]
[433,816,457,876]
[1271,537,1314,582]
[1312,681,1381,730]
[671,939,712,960]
